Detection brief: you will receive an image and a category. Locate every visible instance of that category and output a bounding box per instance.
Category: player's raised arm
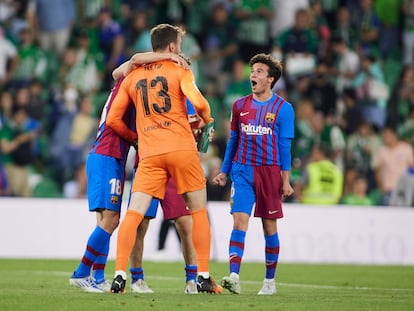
[112,52,190,80]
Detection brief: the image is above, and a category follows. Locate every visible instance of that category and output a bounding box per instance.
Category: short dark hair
[150,24,185,51]
[249,53,283,88]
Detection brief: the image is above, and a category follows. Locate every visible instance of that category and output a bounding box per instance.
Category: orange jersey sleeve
[106,81,138,143]
[121,60,210,159]
[180,70,211,123]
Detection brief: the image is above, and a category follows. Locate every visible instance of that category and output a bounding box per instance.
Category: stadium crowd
[0,0,413,206]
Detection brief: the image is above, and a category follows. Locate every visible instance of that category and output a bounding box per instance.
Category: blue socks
[73,226,111,279]
[264,232,280,279]
[229,229,246,274]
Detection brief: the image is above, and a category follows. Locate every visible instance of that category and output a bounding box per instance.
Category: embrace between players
[70,23,295,296]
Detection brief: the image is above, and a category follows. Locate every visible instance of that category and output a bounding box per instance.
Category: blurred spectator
[331,6,357,51]
[201,2,238,95]
[48,84,79,186]
[304,61,337,117]
[0,0,16,27]
[374,0,401,59]
[330,35,360,95]
[223,58,251,117]
[388,64,414,125]
[308,0,331,60]
[177,22,203,87]
[0,90,14,127]
[232,0,274,63]
[14,85,42,123]
[353,54,389,130]
[0,105,40,196]
[345,121,381,190]
[274,8,318,81]
[339,87,365,135]
[353,0,380,57]
[11,27,48,88]
[341,174,374,206]
[271,0,309,38]
[317,0,340,29]
[373,126,414,205]
[97,7,127,90]
[65,95,96,169]
[389,166,414,207]
[292,98,315,165]
[397,106,414,147]
[295,143,344,205]
[125,10,152,55]
[0,26,18,89]
[27,0,76,57]
[310,111,346,171]
[55,93,96,190]
[59,29,102,95]
[401,0,414,65]
[26,79,47,123]
[342,165,359,197]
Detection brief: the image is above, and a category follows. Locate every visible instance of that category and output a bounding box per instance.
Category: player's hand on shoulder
[169,53,190,70]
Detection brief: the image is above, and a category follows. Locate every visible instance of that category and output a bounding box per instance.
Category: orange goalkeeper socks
[191,208,211,274]
[115,210,144,272]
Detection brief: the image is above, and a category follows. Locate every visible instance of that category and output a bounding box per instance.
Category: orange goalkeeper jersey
[106,60,211,159]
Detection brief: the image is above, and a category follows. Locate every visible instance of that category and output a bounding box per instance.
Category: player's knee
[99,214,120,233]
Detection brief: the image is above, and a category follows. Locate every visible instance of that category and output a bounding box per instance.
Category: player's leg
[111,191,152,293]
[111,157,168,293]
[161,179,197,293]
[129,217,154,293]
[128,196,159,293]
[70,154,123,293]
[174,215,198,294]
[166,150,213,294]
[257,219,279,295]
[221,163,255,294]
[253,165,283,295]
[91,209,120,290]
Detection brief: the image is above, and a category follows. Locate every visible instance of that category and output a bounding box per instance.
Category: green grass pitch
[0,259,413,311]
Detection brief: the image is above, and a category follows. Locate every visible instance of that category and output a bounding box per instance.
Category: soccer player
[69,51,188,293]
[106,23,212,294]
[128,100,222,294]
[213,53,295,295]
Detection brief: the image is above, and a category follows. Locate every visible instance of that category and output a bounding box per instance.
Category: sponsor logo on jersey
[143,121,172,132]
[240,123,272,135]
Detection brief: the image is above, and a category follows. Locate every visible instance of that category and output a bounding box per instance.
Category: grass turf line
[0,259,413,311]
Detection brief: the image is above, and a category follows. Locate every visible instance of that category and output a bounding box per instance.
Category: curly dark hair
[249,53,283,89]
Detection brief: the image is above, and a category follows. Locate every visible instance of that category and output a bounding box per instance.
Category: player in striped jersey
[69,51,188,293]
[213,53,295,295]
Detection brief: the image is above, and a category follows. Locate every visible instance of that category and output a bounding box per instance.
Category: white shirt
[0,36,17,80]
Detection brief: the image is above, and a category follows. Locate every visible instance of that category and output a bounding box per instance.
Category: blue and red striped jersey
[89,78,135,165]
[229,93,294,167]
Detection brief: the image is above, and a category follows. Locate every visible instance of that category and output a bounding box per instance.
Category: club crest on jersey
[265,112,276,123]
[110,195,119,204]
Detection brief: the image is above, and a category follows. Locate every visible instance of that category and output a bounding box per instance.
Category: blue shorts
[230,162,283,219]
[86,153,125,213]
